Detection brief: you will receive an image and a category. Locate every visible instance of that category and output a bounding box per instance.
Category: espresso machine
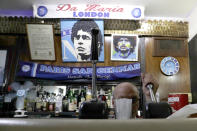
[144,83,172,118]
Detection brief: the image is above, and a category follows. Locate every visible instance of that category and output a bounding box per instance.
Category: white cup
[115,98,132,120]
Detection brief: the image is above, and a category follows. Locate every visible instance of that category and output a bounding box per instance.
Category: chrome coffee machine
[79,28,109,119]
[144,83,172,118]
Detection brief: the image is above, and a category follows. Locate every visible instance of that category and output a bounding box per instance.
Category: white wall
[188,6,197,42]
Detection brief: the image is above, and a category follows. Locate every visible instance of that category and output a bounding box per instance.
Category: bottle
[48,93,54,112]
[68,89,75,112]
[35,92,42,112]
[111,86,115,108]
[42,92,47,112]
[77,89,81,108]
[55,88,63,113]
[86,85,92,101]
[73,90,78,111]
[3,87,13,113]
[78,89,86,109]
[0,95,3,112]
[62,95,68,112]
[62,87,70,112]
[26,89,37,112]
[98,88,106,102]
[3,94,12,112]
[107,89,112,108]
[26,98,32,112]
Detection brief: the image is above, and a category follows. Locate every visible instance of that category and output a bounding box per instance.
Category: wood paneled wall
[20,35,138,67]
[0,35,191,101]
[144,37,191,101]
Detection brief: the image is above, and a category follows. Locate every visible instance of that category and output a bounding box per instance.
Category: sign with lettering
[17,61,141,81]
[33,4,144,20]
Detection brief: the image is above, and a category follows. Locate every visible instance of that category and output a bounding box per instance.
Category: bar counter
[0,118,197,131]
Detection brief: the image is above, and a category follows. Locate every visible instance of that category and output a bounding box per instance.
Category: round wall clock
[160,56,180,76]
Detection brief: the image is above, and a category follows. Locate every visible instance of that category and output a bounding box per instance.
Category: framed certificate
[26,24,56,61]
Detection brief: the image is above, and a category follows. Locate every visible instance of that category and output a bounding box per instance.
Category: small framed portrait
[0,50,7,86]
[61,19,104,62]
[111,34,138,61]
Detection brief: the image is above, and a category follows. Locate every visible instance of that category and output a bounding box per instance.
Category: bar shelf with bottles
[0,84,115,118]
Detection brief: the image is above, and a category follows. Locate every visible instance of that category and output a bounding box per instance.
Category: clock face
[160,56,179,76]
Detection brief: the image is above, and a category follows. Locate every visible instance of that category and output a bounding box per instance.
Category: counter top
[0,118,197,131]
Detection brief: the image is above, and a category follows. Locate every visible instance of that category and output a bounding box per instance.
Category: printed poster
[61,19,104,62]
[111,34,138,61]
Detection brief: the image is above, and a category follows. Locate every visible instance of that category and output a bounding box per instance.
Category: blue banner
[17,61,141,81]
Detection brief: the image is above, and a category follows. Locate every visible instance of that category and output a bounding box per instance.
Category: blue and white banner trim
[17,61,141,81]
[33,4,144,20]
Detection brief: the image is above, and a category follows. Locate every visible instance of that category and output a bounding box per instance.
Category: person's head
[113,82,139,118]
[113,36,136,58]
[71,19,103,61]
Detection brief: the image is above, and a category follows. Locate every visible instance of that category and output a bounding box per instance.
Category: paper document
[167,104,197,119]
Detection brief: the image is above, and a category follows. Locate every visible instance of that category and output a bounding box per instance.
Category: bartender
[113,73,159,118]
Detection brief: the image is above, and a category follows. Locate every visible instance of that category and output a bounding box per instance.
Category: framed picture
[61,19,104,62]
[0,50,7,86]
[26,24,56,61]
[111,34,138,61]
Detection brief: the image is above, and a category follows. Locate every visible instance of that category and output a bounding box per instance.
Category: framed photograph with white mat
[111,34,138,61]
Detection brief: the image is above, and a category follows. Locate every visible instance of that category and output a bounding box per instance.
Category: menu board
[26,24,56,60]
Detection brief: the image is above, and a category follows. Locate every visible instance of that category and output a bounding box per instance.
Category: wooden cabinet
[142,37,190,101]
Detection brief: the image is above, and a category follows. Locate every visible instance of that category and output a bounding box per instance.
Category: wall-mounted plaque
[153,37,187,57]
[26,24,56,61]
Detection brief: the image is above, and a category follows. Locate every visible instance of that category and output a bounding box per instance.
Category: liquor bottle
[26,89,37,112]
[86,85,92,101]
[68,89,75,112]
[62,95,68,112]
[107,89,112,108]
[55,88,63,113]
[35,92,42,112]
[78,89,86,108]
[62,87,70,112]
[46,92,50,111]
[24,97,27,111]
[26,98,32,112]
[98,88,106,102]
[77,89,81,108]
[3,94,12,112]
[48,93,54,112]
[73,90,78,110]
[42,92,47,112]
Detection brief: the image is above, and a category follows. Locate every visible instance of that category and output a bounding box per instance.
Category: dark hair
[113,35,136,53]
[71,19,103,57]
